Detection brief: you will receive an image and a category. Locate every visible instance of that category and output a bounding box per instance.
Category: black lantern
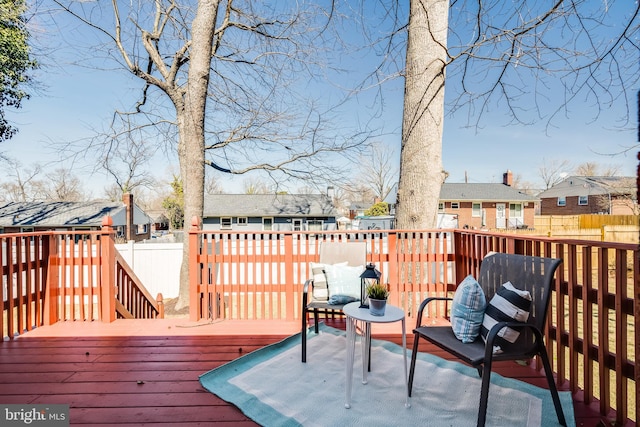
[360,263,381,308]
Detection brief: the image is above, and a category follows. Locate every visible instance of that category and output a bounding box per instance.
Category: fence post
[387,232,398,296]
[100,216,116,322]
[189,216,202,322]
[284,233,294,321]
[43,234,59,325]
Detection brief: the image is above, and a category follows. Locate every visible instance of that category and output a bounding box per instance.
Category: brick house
[383,171,538,229]
[439,171,538,229]
[0,193,152,242]
[538,176,637,215]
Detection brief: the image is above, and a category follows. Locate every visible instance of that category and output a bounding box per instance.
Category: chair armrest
[415,296,453,327]
[303,278,313,294]
[483,321,544,360]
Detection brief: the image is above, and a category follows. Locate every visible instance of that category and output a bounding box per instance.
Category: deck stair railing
[1,217,162,339]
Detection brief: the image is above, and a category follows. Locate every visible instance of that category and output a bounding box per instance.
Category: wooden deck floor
[0,318,617,426]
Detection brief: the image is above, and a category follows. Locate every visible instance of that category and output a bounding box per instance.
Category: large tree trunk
[395,0,449,230]
[174,1,218,310]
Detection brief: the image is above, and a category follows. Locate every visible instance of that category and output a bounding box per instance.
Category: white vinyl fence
[115,242,182,298]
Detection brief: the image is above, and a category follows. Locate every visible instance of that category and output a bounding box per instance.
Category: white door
[495,203,506,229]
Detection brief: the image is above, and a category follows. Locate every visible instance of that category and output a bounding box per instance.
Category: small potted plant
[366,283,389,316]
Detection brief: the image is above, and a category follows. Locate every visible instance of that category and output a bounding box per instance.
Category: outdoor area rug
[199,324,575,427]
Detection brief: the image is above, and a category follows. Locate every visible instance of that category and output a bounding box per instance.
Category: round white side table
[343,301,410,409]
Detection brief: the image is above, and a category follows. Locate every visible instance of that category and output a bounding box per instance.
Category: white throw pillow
[324,263,364,300]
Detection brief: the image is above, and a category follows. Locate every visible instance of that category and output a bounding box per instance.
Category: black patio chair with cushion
[301,241,366,363]
[408,252,567,427]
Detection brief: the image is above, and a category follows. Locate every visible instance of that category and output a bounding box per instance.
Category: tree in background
[574,162,621,177]
[162,175,184,230]
[0,0,37,142]
[99,128,156,201]
[357,142,398,202]
[0,162,85,202]
[53,1,370,309]
[243,177,271,195]
[538,158,573,190]
[364,201,389,217]
[42,167,85,201]
[0,159,42,202]
[394,1,639,229]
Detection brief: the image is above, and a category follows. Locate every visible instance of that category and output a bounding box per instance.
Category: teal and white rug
[199,324,575,426]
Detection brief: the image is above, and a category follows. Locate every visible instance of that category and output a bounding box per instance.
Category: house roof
[0,201,151,228]
[439,183,538,202]
[203,194,338,217]
[537,176,636,199]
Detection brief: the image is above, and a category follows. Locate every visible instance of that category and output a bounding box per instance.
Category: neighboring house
[0,193,152,242]
[439,171,538,229]
[381,171,538,229]
[203,193,339,231]
[348,202,369,220]
[538,176,637,215]
[146,210,171,233]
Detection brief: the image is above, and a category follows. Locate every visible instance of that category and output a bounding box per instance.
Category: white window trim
[450,202,460,209]
[237,217,248,226]
[262,217,274,231]
[307,219,323,231]
[509,203,524,219]
[557,197,566,207]
[578,196,588,206]
[472,202,481,217]
[220,217,232,229]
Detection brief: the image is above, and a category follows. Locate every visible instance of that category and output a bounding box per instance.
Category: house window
[136,224,148,234]
[472,203,481,217]
[509,203,523,218]
[293,219,302,231]
[557,197,566,207]
[263,217,273,231]
[307,220,323,231]
[450,202,460,209]
[578,196,588,206]
[438,202,444,212]
[221,217,232,229]
[237,217,248,226]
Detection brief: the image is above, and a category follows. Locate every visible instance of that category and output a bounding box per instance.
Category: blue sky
[2,2,638,196]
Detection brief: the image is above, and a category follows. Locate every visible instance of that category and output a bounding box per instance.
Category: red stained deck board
[0,319,614,426]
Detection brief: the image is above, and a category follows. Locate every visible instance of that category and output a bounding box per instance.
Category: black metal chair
[408,252,567,427]
[301,241,366,363]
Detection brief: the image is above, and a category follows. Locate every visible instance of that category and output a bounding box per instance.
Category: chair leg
[477,360,492,427]
[313,309,319,333]
[539,347,567,426]
[408,333,420,397]
[301,307,308,363]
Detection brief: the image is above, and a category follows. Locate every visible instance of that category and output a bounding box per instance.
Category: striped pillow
[450,275,486,343]
[480,282,532,354]
[309,262,347,301]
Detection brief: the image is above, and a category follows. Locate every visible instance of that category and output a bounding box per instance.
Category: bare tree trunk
[174,1,218,310]
[395,0,449,230]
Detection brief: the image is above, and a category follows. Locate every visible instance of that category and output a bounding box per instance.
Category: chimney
[503,170,513,187]
[327,186,335,199]
[123,193,134,241]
